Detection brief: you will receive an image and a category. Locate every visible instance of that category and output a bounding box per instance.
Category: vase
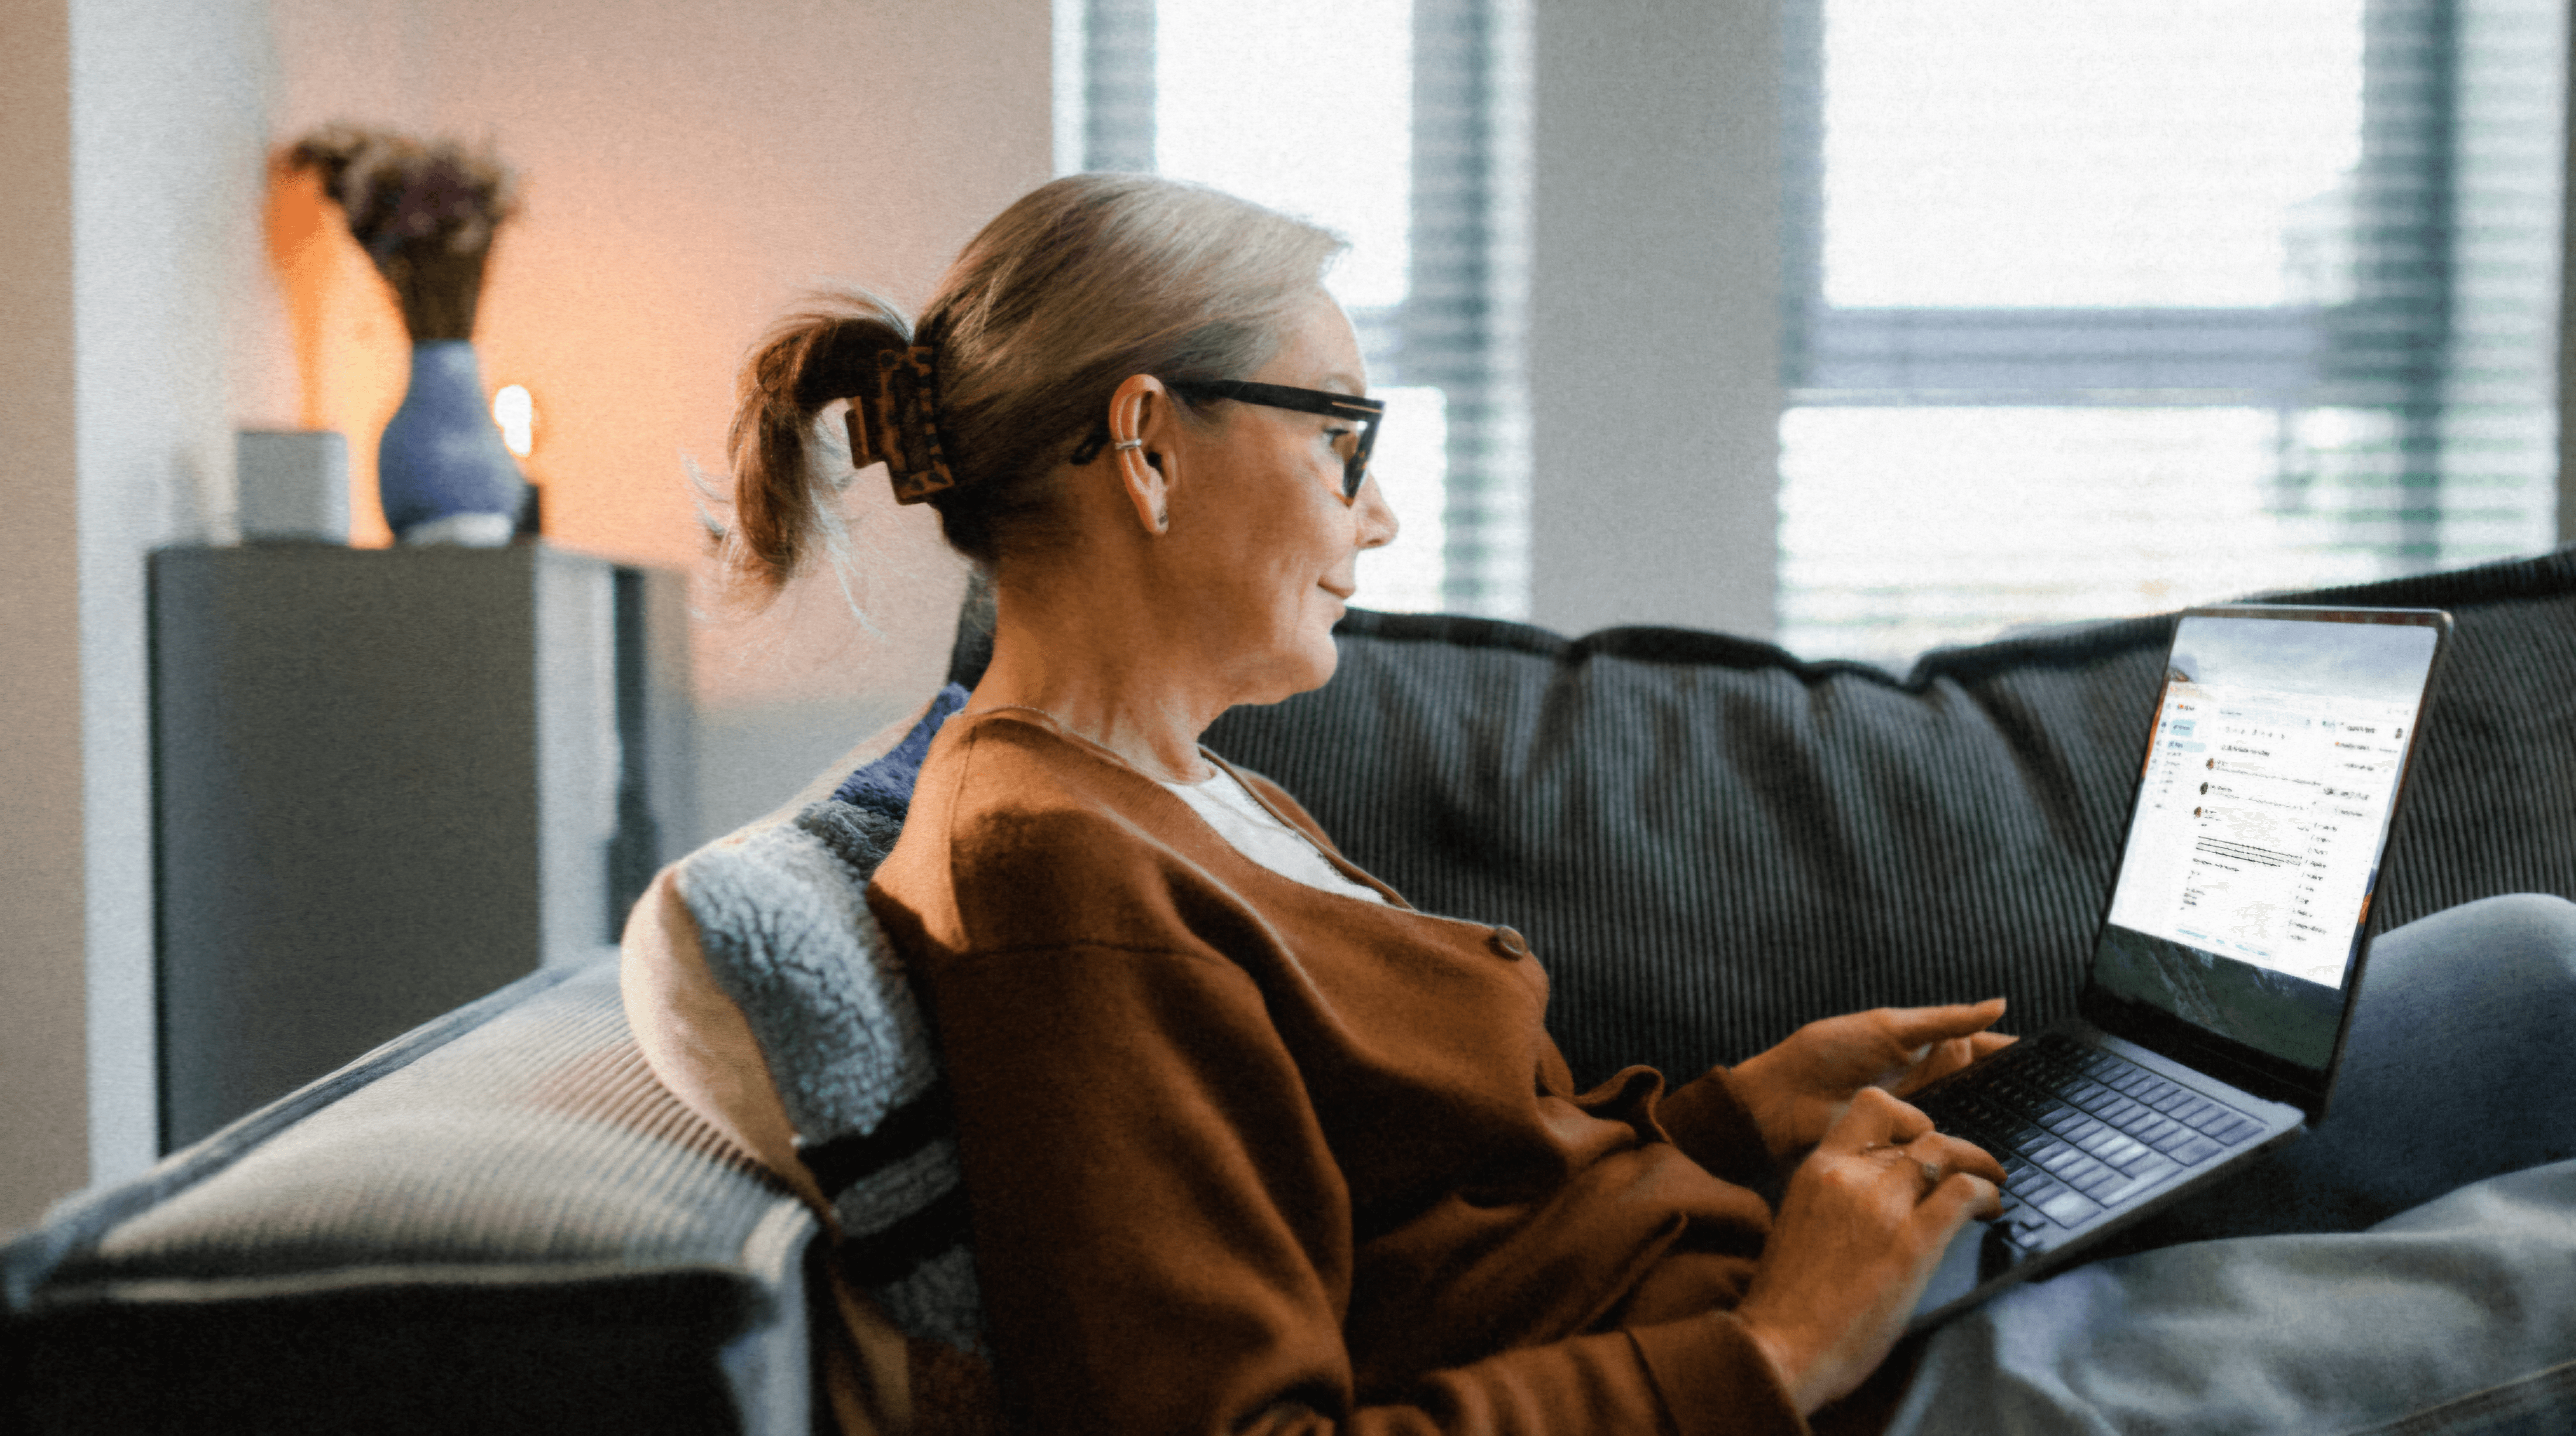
[378,340,527,546]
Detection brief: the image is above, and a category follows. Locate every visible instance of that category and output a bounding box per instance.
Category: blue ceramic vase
[378,340,527,545]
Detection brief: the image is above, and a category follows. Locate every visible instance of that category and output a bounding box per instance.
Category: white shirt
[1160,767,1388,905]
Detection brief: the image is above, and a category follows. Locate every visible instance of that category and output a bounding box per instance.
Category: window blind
[1072,0,1532,618]
[1779,0,2564,668]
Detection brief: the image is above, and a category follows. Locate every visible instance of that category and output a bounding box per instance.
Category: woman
[650,173,2576,1434]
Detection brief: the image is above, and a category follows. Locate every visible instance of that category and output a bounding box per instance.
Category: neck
[966,565,1225,784]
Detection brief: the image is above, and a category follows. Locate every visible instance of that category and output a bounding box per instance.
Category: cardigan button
[1488,925,1530,959]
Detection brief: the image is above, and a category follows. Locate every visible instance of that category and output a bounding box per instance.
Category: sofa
[9,546,2574,1433]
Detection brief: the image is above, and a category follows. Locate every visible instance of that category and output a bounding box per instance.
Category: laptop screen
[2088,607,2446,1091]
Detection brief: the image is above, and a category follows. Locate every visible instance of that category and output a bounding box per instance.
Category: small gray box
[237,429,350,542]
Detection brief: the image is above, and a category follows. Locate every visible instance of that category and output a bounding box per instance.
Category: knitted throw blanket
[672,685,984,1355]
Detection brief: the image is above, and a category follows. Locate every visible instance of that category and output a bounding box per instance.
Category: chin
[1238,630,1341,707]
[1296,607,1345,689]
[1294,634,1341,692]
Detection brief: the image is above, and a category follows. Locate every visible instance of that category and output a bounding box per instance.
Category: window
[1779,0,2565,666]
[1063,0,1532,617]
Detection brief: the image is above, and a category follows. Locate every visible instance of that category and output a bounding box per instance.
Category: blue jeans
[1889,894,2576,1435]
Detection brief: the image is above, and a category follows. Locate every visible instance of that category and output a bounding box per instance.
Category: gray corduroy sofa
[9,546,2574,1434]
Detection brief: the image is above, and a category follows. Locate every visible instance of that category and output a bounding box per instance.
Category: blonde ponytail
[722,291,912,591]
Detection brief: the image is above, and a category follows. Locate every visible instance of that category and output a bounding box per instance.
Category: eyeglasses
[1072,379,1385,502]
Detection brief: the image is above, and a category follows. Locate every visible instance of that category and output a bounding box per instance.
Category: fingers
[1890,1034,2022,1108]
[1922,1170,2005,1229]
[1825,1086,1933,1151]
[1911,1129,2007,1188]
[1882,998,2008,1053]
[1847,1127,2006,1200]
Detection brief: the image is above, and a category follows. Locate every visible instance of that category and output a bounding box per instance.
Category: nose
[1354,473,1399,551]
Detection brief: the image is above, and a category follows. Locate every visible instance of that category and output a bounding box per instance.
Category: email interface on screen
[2093,614,2438,1071]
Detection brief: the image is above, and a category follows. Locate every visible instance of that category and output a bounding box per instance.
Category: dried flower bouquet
[286,126,520,343]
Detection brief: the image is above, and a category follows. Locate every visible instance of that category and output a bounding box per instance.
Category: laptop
[1906,603,2452,1331]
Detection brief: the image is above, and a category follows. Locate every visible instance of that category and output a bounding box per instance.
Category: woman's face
[1162,286,1400,705]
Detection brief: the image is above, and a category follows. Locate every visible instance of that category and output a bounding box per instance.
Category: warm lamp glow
[492,384,535,457]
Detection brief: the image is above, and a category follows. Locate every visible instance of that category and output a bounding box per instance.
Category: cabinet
[149,545,694,1150]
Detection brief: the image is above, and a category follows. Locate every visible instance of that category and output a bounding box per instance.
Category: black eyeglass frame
[1070,379,1385,501]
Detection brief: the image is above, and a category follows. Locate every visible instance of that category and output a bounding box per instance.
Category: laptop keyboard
[1914,1033,2269,1250]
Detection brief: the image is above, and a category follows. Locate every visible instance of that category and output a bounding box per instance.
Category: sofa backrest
[1165,548,2576,1086]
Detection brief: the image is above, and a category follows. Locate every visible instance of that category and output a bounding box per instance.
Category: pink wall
[262,0,1047,743]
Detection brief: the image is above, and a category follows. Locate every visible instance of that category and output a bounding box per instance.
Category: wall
[263,0,1046,838]
[1526,0,1780,639]
[0,0,91,1235]
[0,0,1047,1235]
[0,0,283,1230]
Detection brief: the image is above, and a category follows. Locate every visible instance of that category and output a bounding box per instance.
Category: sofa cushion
[2,960,818,1436]
[1165,548,2576,1087]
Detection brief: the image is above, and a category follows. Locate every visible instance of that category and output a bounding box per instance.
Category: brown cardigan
[866,709,1810,1435]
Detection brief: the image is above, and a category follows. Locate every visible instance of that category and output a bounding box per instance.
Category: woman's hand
[1733,1087,2007,1414]
[1728,999,2014,1160]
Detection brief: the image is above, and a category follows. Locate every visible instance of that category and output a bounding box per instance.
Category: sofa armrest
[2,960,821,1436]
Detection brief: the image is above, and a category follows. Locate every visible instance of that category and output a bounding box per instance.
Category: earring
[1114,439,1145,453]
[1153,506,1169,532]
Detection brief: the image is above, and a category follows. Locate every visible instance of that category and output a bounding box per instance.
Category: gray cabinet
[149,545,693,1150]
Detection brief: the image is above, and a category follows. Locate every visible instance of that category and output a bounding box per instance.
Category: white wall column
[71,0,276,1199]
[0,0,276,1233]
[0,0,93,1234]
[1526,0,1781,638]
